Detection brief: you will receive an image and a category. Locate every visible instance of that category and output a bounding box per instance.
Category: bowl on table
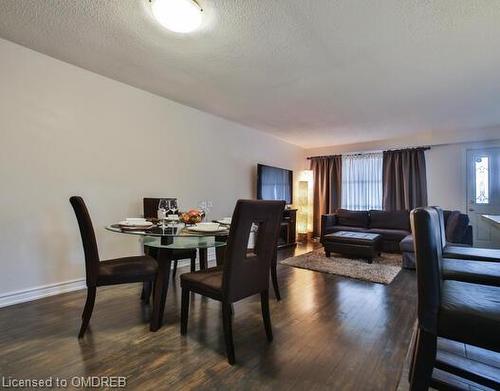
[179,209,204,225]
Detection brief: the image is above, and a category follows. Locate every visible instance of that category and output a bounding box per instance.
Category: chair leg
[271,250,281,301]
[141,280,153,304]
[409,328,437,391]
[172,260,178,279]
[199,248,208,270]
[150,256,172,332]
[190,255,196,272]
[180,288,190,335]
[222,302,235,365]
[78,287,96,338]
[261,290,273,342]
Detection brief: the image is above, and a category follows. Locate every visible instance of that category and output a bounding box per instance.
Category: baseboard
[0,278,86,308]
[0,251,217,309]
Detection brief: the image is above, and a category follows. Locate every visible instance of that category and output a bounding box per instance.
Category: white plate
[216,217,232,225]
[118,221,154,228]
[186,226,228,233]
[120,226,153,231]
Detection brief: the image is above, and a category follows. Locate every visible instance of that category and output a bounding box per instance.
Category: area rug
[280,249,402,285]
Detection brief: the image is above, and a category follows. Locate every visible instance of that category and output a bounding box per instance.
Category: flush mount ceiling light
[150,0,203,33]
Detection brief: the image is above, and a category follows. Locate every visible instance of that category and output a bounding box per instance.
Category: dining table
[105,222,229,331]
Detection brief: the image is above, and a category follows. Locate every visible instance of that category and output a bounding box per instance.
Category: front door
[466,148,500,248]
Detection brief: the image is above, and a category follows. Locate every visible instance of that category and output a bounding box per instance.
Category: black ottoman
[323,231,382,263]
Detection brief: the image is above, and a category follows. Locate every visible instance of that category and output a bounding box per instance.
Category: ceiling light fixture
[150,0,203,33]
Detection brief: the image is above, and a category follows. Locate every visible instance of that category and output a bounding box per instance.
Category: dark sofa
[400,209,472,269]
[321,209,411,253]
[321,208,472,268]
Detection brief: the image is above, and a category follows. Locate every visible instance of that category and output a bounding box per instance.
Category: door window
[474,156,489,204]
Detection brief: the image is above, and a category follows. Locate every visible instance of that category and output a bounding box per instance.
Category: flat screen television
[257,164,293,205]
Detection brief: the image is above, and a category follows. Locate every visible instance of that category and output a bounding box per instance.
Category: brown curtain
[310,156,342,236]
[382,148,428,211]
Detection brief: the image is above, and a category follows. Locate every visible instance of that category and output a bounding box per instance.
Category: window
[474,156,489,204]
[341,153,383,210]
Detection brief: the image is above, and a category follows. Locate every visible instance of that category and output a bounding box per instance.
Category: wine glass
[158,199,169,228]
[198,200,213,221]
[169,199,178,216]
[198,200,207,218]
[206,201,213,221]
[167,199,178,225]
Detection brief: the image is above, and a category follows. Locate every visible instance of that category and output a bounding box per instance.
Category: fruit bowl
[179,209,204,225]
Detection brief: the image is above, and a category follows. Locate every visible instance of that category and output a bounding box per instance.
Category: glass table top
[105,223,229,238]
[142,236,227,250]
[106,223,229,250]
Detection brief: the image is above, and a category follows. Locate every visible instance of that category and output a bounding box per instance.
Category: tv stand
[277,209,297,248]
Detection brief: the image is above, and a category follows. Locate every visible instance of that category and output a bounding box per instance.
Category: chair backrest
[410,207,443,335]
[431,206,447,249]
[222,200,285,302]
[69,196,100,287]
[143,197,176,219]
[431,207,472,245]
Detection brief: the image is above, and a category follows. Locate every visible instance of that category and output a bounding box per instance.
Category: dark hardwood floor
[0,242,418,390]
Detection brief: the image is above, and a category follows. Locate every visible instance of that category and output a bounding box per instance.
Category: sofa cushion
[442,259,500,287]
[443,210,452,225]
[438,280,500,351]
[335,209,369,228]
[399,234,414,252]
[444,246,500,262]
[369,210,410,231]
[446,211,470,243]
[367,228,410,242]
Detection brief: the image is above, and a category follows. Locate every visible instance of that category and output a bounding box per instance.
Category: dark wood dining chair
[180,199,285,364]
[409,207,500,390]
[431,206,500,263]
[140,198,197,303]
[70,196,158,338]
[433,207,500,287]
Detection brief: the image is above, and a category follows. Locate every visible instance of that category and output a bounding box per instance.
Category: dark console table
[277,208,297,248]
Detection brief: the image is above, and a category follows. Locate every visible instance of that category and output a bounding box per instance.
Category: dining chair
[140,198,197,303]
[70,196,158,338]
[433,207,500,287]
[409,207,500,390]
[432,207,500,263]
[180,199,285,364]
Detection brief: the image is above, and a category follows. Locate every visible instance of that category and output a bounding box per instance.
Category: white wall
[426,140,500,211]
[305,126,500,158]
[0,38,305,300]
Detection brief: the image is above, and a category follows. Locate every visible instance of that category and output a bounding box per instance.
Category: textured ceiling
[1,0,500,148]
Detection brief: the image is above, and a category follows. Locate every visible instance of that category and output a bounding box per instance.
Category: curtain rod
[307,146,431,160]
[384,146,431,152]
[306,154,341,160]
